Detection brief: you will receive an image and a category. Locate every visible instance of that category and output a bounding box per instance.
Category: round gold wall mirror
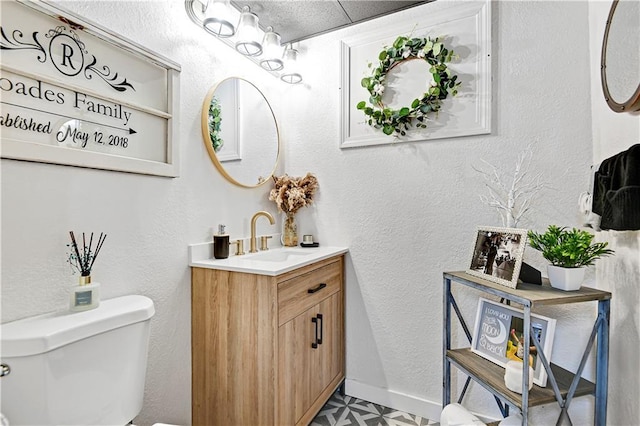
[201,77,280,187]
[601,0,640,112]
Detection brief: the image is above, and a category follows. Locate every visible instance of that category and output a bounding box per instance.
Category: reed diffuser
[68,231,107,312]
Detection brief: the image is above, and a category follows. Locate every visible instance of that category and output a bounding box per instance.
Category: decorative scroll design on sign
[0,27,47,62]
[83,56,135,92]
[1,24,135,93]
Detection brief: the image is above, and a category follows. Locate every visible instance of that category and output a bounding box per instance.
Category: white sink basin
[245,248,312,262]
[188,244,349,276]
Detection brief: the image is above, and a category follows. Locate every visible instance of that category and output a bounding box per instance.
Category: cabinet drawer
[278,260,341,326]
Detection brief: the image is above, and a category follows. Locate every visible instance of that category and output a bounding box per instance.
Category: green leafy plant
[356,35,461,136]
[208,97,224,152]
[527,225,613,268]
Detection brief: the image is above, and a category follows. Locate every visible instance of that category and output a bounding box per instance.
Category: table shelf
[447,348,595,410]
[445,271,611,307]
[443,271,610,426]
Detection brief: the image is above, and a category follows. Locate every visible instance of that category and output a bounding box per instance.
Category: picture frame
[471,298,556,387]
[467,226,528,289]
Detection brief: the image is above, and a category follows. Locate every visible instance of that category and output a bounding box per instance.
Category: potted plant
[527,225,614,291]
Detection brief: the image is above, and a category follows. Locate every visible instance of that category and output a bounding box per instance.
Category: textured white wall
[1,1,632,425]
[277,1,598,424]
[589,3,640,426]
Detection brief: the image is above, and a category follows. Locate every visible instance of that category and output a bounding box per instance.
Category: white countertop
[189,241,348,276]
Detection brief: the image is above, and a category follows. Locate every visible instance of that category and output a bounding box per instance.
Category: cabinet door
[312,292,344,399]
[278,292,343,425]
[278,305,316,425]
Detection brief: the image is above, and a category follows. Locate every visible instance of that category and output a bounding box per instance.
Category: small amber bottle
[213,224,229,259]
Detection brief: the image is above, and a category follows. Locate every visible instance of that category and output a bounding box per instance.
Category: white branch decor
[473,144,549,228]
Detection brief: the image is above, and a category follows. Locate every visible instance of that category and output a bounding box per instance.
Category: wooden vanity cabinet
[191,255,345,426]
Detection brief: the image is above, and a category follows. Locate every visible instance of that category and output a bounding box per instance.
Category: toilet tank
[0,295,155,426]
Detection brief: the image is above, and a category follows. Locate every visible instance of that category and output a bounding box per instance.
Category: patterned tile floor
[311,390,438,426]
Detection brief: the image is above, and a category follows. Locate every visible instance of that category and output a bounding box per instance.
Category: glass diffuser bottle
[70,275,100,312]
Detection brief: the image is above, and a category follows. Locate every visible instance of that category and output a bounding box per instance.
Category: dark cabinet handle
[317,314,323,345]
[308,283,327,294]
[311,317,318,349]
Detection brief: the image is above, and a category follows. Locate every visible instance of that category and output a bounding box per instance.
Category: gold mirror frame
[601,0,640,113]
[201,78,280,188]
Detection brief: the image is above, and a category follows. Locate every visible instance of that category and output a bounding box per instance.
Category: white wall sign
[340,0,491,149]
[0,0,181,177]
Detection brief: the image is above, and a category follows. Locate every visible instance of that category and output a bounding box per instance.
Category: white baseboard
[344,379,443,422]
[343,379,502,424]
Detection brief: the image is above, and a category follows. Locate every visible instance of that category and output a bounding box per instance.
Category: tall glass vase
[282,213,298,247]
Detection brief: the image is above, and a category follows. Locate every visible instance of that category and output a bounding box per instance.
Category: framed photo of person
[467,226,528,289]
[471,298,557,387]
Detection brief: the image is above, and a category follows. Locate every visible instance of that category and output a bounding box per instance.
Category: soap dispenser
[213,224,230,259]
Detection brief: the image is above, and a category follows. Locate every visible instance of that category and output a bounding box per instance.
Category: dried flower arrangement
[269,173,319,215]
[67,231,107,277]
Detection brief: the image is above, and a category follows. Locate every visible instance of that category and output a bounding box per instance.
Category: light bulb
[260,27,284,71]
[235,6,262,56]
[281,44,302,84]
[202,0,235,38]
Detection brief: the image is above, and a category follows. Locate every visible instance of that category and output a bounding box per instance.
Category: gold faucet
[250,211,275,253]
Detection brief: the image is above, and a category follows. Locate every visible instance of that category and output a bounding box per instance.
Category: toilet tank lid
[1,295,155,357]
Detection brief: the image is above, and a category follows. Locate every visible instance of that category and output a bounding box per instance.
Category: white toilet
[0,295,158,425]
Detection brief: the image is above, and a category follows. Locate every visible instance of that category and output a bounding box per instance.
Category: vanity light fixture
[280,44,302,84]
[260,27,284,71]
[184,0,302,83]
[235,6,262,56]
[202,0,235,38]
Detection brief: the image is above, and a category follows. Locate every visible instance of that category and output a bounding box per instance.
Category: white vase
[547,265,586,291]
[504,360,534,394]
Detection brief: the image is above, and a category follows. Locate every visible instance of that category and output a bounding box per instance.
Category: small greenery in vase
[527,225,613,268]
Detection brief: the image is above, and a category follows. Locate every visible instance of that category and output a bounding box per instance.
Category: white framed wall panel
[340,0,491,149]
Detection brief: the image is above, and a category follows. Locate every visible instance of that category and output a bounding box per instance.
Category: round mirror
[201,77,280,187]
[601,0,640,112]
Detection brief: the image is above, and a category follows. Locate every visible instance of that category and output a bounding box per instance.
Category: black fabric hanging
[592,144,640,231]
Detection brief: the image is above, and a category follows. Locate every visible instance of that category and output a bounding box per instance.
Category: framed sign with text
[471,298,556,387]
[0,0,181,177]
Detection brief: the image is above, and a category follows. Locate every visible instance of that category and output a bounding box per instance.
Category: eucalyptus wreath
[208,97,224,152]
[356,35,461,136]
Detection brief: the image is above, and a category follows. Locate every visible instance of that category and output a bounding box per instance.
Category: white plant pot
[547,265,586,291]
